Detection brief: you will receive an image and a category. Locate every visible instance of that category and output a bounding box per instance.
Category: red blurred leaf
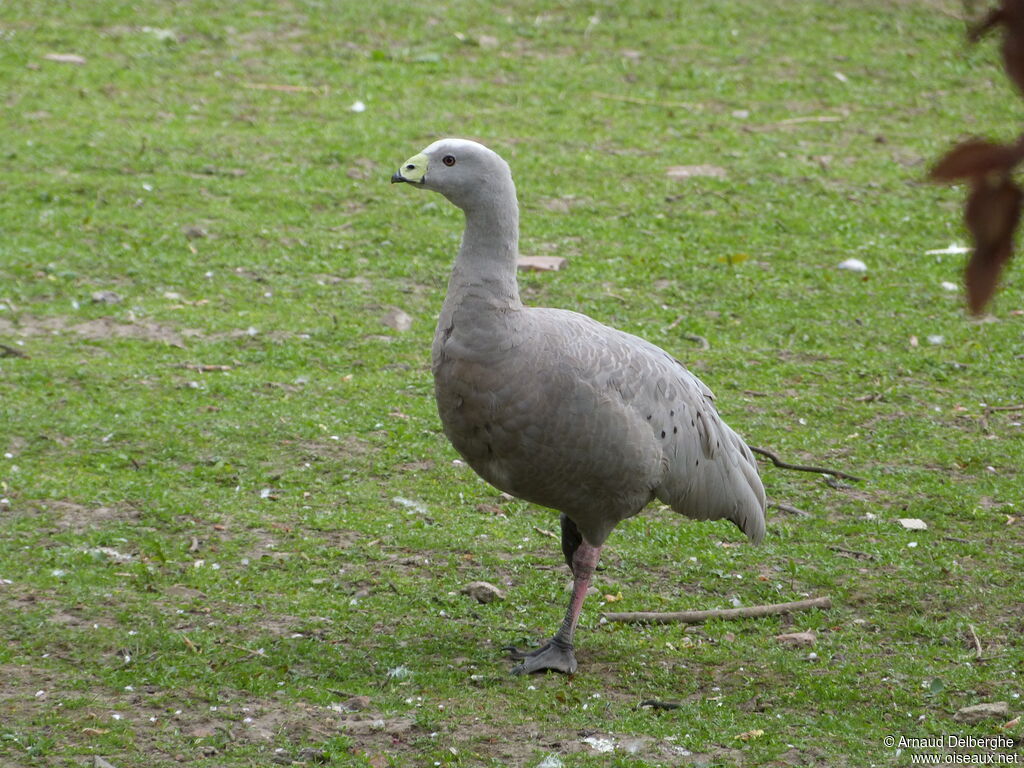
[967,0,1024,93]
[968,6,1007,42]
[1002,26,1024,93]
[930,138,1024,182]
[963,176,1022,313]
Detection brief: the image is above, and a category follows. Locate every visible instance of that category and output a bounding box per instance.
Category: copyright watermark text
[883,734,1019,764]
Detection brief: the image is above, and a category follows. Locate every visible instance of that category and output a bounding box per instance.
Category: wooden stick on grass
[968,623,984,659]
[770,501,812,518]
[748,446,864,482]
[603,596,832,625]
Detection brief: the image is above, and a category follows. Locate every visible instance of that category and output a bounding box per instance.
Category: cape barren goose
[392,138,766,674]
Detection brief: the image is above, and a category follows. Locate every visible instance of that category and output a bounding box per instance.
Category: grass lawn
[1,0,1023,765]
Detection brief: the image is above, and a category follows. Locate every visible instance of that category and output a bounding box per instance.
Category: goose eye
[442,155,456,167]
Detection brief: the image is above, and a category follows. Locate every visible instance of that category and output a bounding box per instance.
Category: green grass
[1,0,1023,766]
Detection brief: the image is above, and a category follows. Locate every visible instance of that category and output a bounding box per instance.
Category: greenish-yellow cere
[398,152,428,183]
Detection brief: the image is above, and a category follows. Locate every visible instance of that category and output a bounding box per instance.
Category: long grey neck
[443,180,523,313]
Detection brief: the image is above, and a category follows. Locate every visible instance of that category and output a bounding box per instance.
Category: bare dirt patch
[411,714,742,767]
[0,315,200,347]
[0,660,428,764]
[6,499,145,537]
[292,436,375,462]
[0,315,300,348]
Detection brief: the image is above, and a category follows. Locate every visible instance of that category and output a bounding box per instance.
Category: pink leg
[510,541,603,675]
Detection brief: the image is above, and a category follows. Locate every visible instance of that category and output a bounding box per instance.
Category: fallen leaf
[735,728,765,741]
[717,253,749,265]
[929,138,1024,183]
[969,1,1024,95]
[963,176,1021,314]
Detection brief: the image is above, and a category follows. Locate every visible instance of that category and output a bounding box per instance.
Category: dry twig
[603,596,832,625]
[749,446,864,482]
[682,333,710,350]
[638,699,683,711]
[225,642,265,657]
[968,623,984,659]
[828,545,876,560]
[770,501,812,518]
[0,343,28,358]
